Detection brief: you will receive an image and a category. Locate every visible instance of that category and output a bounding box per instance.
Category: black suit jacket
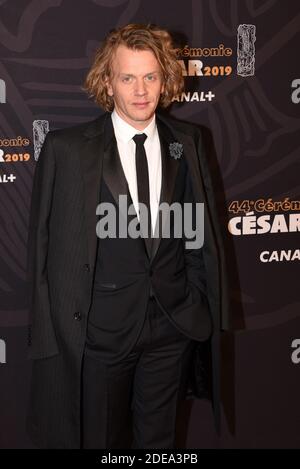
[26,111,230,448]
[85,112,214,363]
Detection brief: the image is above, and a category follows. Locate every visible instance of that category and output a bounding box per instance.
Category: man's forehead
[111,45,160,67]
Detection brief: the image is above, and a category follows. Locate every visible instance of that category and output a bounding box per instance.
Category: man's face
[106,45,165,130]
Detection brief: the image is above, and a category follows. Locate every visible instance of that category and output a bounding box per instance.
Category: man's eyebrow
[119,71,161,77]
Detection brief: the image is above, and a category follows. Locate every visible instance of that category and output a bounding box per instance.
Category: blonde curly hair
[83,23,184,111]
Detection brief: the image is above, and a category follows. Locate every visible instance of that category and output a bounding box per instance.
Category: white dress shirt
[111,109,162,234]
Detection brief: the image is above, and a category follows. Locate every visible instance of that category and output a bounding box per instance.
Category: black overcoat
[26,111,230,448]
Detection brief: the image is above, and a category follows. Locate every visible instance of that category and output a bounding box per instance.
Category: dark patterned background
[0,0,299,448]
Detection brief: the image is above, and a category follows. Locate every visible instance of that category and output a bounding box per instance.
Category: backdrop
[0,0,299,449]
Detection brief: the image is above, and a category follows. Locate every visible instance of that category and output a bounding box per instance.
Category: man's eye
[146,75,155,81]
[122,77,132,82]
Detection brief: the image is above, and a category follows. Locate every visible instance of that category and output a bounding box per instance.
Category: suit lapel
[174,130,206,205]
[152,114,209,262]
[156,113,207,204]
[150,115,181,262]
[102,112,132,216]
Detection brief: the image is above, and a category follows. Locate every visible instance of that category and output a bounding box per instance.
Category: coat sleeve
[26,132,60,359]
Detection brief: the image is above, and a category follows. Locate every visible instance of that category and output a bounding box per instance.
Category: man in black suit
[26,23,230,449]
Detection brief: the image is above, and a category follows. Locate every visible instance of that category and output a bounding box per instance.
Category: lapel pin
[169,142,183,160]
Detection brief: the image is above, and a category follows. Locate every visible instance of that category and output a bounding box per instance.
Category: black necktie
[133,133,153,255]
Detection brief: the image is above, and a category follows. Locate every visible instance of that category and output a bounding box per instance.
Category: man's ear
[105,77,113,97]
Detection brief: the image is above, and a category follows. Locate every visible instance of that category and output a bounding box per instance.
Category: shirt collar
[111,108,156,144]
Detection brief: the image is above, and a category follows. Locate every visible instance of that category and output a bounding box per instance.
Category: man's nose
[134,79,147,95]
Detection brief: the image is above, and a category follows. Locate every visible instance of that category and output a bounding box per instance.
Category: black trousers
[81,296,196,449]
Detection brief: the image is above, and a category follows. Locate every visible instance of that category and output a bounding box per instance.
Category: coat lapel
[80,113,106,271]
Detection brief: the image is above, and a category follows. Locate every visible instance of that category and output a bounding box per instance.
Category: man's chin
[130,109,155,122]
[115,106,156,127]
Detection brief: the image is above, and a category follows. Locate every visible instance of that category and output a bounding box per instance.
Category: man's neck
[113,108,155,132]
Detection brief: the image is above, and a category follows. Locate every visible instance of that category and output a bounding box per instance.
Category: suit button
[84,264,90,272]
[74,312,82,321]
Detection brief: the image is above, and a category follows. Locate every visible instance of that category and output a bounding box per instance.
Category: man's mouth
[132,102,149,108]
